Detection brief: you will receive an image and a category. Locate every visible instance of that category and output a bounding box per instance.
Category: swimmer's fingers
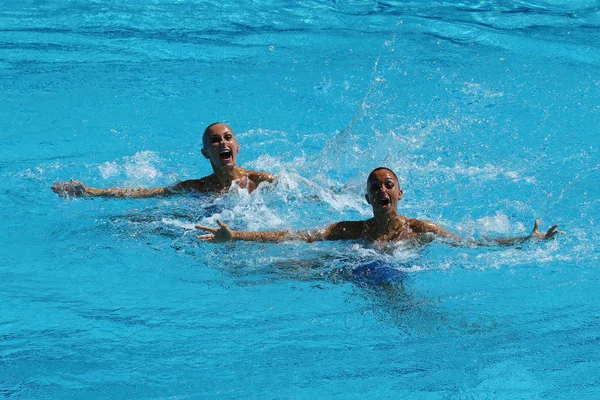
[530,220,565,240]
[195,224,219,233]
[195,219,233,243]
[51,182,65,195]
[530,219,540,235]
[51,179,87,197]
[197,233,215,241]
[545,224,565,239]
[69,180,88,196]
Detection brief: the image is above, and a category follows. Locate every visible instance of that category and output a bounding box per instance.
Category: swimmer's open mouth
[219,150,233,160]
[379,198,390,207]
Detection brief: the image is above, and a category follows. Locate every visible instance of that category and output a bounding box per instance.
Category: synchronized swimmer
[51,122,274,198]
[196,167,564,245]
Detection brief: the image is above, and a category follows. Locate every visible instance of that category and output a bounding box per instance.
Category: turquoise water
[2,0,600,398]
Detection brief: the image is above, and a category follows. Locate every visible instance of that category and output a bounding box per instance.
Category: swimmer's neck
[368,213,408,233]
[208,165,247,189]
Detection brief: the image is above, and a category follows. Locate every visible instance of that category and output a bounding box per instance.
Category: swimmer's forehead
[367,169,398,184]
[202,124,235,142]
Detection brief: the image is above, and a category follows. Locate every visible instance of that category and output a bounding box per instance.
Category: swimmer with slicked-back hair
[51,122,275,197]
[196,167,564,245]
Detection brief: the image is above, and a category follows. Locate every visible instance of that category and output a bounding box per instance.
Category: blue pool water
[2,0,600,398]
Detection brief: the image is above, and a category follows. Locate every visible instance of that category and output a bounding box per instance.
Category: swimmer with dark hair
[51,123,275,197]
[196,167,564,245]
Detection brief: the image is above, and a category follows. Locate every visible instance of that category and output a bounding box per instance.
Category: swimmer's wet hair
[367,167,399,184]
[204,122,227,135]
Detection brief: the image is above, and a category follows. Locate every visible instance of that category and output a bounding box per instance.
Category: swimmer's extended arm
[51,179,176,198]
[196,219,304,243]
[484,220,564,245]
[195,220,361,243]
[413,219,564,246]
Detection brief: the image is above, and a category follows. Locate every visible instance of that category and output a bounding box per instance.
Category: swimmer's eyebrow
[369,177,395,184]
[207,131,234,139]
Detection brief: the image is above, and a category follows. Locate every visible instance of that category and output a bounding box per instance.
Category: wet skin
[196,167,564,245]
[51,123,274,197]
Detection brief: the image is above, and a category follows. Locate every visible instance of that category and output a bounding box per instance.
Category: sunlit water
[1,1,599,398]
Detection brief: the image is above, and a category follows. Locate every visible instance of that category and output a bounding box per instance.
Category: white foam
[161,218,196,230]
[461,81,504,100]
[247,154,285,172]
[421,161,536,183]
[478,212,513,235]
[94,150,173,186]
[98,161,119,179]
[22,162,61,181]
[473,241,568,269]
[123,151,163,183]
[455,212,527,238]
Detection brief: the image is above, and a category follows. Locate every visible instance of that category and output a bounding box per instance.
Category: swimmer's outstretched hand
[530,219,565,240]
[51,179,88,197]
[196,219,234,243]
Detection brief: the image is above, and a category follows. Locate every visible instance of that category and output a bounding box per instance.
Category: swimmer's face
[365,169,402,216]
[201,123,240,168]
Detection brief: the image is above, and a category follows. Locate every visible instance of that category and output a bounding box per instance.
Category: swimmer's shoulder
[408,217,456,239]
[325,220,366,240]
[408,218,440,233]
[244,169,275,184]
[171,177,211,193]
